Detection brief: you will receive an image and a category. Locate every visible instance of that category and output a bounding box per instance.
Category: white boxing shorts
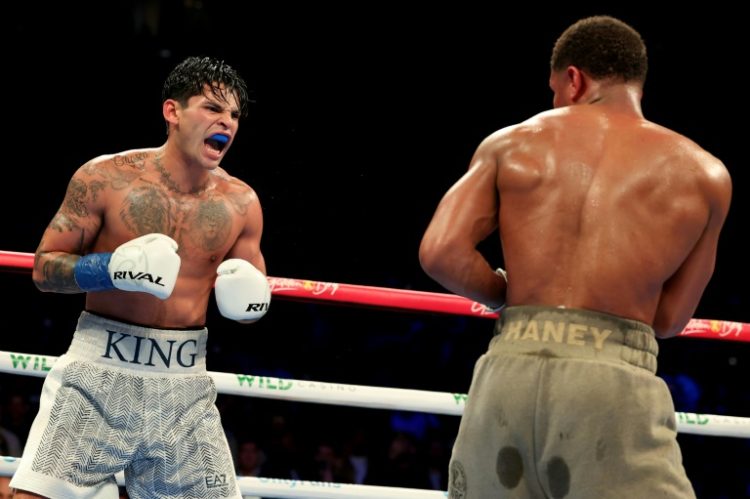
[11,311,241,499]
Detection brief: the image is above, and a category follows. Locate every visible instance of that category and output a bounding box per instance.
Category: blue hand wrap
[74,253,115,291]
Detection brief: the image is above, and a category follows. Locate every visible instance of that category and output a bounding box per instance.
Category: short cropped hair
[162,56,249,117]
[551,16,648,84]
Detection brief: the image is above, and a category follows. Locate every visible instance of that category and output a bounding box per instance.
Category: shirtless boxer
[420,16,731,498]
[12,56,269,499]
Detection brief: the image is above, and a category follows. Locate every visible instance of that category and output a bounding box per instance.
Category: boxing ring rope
[1,250,749,342]
[1,350,747,438]
[1,248,748,497]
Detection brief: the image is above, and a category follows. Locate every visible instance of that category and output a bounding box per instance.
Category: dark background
[1,2,748,497]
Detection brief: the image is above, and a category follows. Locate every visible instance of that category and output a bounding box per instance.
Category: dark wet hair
[162,56,249,117]
[551,16,647,84]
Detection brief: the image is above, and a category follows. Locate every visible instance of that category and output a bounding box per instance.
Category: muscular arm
[653,161,732,338]
[419,139,507,308]
[33,164,104,293]
[220,187,265,324]
[225,187,265,273]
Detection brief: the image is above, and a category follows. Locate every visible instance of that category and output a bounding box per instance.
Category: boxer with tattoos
[13,56,268,499]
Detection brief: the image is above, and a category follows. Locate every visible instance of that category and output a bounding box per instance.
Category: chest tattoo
[187,199,232,251]
[120,186,174,236]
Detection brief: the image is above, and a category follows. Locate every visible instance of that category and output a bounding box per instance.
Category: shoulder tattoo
[226,190,254,215]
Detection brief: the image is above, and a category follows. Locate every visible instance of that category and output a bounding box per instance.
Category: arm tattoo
[49,212,78,233]
[89,180,106,203]
[39,254,81,293]
[63,178,89,217]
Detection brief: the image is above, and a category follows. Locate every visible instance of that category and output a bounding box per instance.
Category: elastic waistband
[68,311,208,374]
[492,306,658,373]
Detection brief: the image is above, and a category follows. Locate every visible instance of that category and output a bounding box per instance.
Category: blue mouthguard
[210,134,229,144]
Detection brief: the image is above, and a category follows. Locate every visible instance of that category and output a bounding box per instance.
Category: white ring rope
[0,350,463,415]
[1,350,748,438]
[0,456,448,499]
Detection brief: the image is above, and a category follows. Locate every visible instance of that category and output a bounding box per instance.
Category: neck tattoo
[154,156,210,195]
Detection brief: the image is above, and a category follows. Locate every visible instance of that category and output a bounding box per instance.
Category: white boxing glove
[75,233,181,300]
[215,259,271,321]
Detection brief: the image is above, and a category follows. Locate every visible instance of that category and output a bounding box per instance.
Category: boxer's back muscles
[493,104,731,335]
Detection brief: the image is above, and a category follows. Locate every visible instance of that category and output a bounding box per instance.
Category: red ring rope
[2,250,747,342]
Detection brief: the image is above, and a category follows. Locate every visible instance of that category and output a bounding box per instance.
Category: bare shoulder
[210,166,257,196]
[77,148,156,180]
[480,109,565,150]
[645,122,732,209]
[651,122,730,184]
[690,144,731,193]
[210,167,261,215]
[472,111,562,175]
[693,147,732,212]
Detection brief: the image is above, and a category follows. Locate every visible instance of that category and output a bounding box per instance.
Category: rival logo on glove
[215,258,271,321]
[246,303,270,313]
[112,271,166,286]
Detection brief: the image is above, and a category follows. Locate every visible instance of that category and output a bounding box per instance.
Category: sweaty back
[497,106,711,324]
